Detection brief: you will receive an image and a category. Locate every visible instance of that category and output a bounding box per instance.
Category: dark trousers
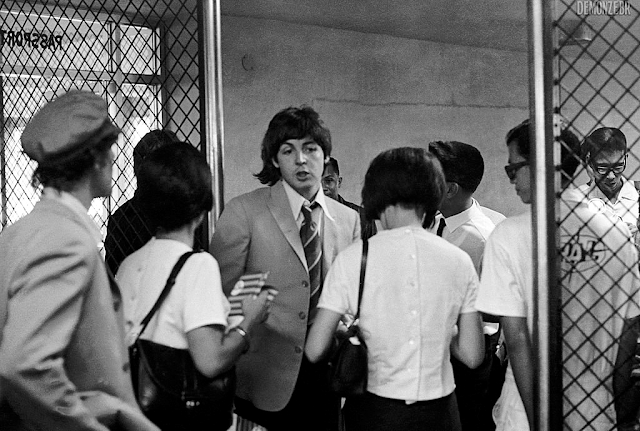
[343,391,461,431]
[234,357,341,431]
[452,332,501,431]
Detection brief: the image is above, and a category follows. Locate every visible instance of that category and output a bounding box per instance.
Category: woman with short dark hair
[117,142,273,431]
[306,147,484,431]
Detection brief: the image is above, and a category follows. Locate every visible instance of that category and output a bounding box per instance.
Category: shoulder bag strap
[135,250,200,342]
[353,238,368,320]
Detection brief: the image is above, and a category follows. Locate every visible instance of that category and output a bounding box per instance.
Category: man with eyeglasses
[577,127,639,244]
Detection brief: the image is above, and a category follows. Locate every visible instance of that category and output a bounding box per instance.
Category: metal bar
[528,0,559,429]
[198,0,224,241]
[0,75,6,230]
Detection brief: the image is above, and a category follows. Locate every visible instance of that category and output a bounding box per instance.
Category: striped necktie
[301,201,323,319]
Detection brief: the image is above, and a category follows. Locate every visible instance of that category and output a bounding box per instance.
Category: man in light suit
[0,91,158,431]
[210,106,360,431]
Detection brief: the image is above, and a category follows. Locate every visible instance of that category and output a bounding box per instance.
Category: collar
[582,176,637,204]
[42,187,103,247]
[281,180,335,222]
[443,198,484,233]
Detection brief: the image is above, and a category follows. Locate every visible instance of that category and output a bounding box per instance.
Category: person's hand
[241,289,276,331]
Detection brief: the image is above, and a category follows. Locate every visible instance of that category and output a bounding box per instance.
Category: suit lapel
[268,182,308,271]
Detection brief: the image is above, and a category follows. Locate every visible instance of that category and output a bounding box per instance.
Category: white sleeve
[317,247,359,316]
[181,254,230,332]
[476,230,527,318]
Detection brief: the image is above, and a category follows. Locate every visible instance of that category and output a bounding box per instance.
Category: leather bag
[328,238,369,396]
[129,251,236,430]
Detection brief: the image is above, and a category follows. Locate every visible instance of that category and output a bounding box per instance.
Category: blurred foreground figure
[0,90,159,431]
[104,129,180,275]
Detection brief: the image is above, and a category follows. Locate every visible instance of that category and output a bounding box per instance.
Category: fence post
[529,0,561,429]
[198,0,225,241]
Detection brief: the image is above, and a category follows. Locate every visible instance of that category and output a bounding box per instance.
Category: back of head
[428,141,484,193]
[581,127,627,160]
[138,142,213,232]
[559,127,582,183]
[255,106,332,185]
[362,147,445,228]
[133,129,181,173]
[21,90,120,189]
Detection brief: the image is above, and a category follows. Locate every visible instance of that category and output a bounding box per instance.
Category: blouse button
[295,346,303,354]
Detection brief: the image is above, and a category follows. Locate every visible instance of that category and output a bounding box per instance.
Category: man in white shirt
[577,127,639,245]
[428,140,505,431]
[476,120,640,431]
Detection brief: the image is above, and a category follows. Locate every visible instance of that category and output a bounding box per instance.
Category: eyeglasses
[590,160,626,176]
[504,161,529,180]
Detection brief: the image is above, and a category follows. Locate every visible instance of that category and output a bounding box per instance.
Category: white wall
[219,15,531,217]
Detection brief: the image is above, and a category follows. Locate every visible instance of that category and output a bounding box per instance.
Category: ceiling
[24,0,639,61]
[221,0,529,52]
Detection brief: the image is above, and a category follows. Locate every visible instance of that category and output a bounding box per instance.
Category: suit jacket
[337,194,378,240]
[0,197,156,431]
[209,181,360,411]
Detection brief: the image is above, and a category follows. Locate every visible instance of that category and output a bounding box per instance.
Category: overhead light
[560,19,594,45]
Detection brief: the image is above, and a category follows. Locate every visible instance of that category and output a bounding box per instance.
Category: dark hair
[581,127,627,161]
[506,119,583,181]
[559,127,582,181]
[325,156,340,175]
[428,141,484,192]
[362,147,445,228]
[505,119,531,161]
[254,106,332,185]
[133,129,181,173]
[32,137,114,190]
[138,142,213,232]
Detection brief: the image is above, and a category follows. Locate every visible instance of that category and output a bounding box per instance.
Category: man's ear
[338,176,343,188]
[447,182,459,198]
[272,158,280,169]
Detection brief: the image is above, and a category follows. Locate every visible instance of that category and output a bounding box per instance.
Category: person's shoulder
[223,186,273,213]
[328,196,358,216]
[489,211,530,239]
[337,195,361,213]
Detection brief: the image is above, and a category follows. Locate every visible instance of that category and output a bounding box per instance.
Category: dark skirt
[343,391,462,431]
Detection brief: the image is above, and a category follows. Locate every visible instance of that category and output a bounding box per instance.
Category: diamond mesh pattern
[0,0,202,254]
[555,1,640,429]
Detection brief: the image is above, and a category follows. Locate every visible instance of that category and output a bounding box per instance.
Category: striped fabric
[235,416,268,431]
[301,201,323,320]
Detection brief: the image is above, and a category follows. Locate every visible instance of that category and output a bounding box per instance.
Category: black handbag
[328,238,369,396]
[129,251,236,431]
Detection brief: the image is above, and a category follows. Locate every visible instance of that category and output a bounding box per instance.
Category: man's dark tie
[437,217,446,237]
[301,202,323,319]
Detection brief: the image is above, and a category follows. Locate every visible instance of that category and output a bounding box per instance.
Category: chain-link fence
[555,0,640,429]
[0,0,203,266]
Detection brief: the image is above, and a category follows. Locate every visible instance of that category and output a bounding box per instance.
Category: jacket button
[299,311,306,320]
[302,281,309,288]
[122,362,130,372]
[295,346,302,354]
